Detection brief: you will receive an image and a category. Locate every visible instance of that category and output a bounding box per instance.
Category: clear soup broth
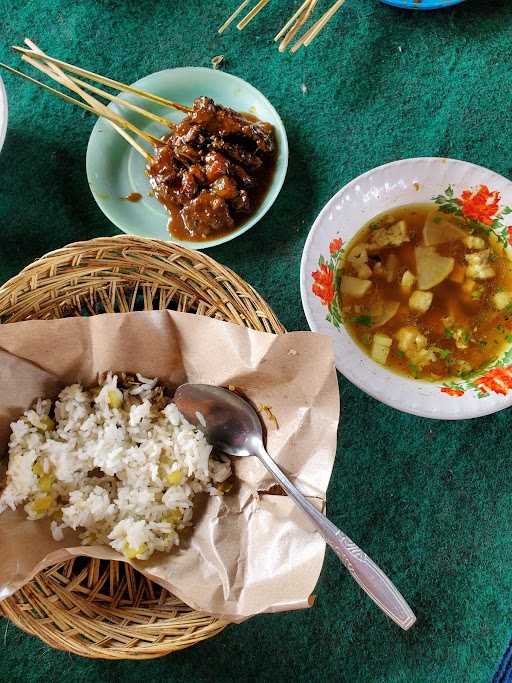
[340,203,512,381]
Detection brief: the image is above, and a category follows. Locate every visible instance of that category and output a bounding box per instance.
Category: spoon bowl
[174,383,416,630]
[174,383,263,457]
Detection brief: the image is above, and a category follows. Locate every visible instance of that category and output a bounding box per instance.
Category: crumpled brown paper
[0,311,339,621]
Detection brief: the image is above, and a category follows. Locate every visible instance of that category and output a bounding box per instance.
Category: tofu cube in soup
[401,270,416,294]
[341,275,372,298]
[409,290,433,314]
[347,244,372,279]
[340,203,512,381]
[493,292,512,310]
[371,333,392,365]
[464,235,486,250]
[465,250,496,280]
[367,220,409,251]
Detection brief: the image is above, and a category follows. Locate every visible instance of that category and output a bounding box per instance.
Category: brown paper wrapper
[0,311,339,621]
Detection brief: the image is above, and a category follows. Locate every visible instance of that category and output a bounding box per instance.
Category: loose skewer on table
[278,0,318,53]
[274,0,310,41]
[219,0,271,33]
[291,0,347,53]
[218,0,251,33]
[237,0,270,30]
[221,0,347,54]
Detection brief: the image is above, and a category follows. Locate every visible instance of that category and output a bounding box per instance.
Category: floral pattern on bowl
[433,185,512,248]
[311,238,345,328]
[301,158,512,419]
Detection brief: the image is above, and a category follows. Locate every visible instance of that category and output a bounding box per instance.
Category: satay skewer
[0,62,152,161]
[20,50,160,148]
[23,39,161,143]
[21,40,176,129]
[56,74,175,129]
[12,45,192,113]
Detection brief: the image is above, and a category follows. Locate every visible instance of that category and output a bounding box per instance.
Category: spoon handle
[256,446,416,631]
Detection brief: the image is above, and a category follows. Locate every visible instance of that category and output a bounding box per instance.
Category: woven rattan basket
[0,235,284,660]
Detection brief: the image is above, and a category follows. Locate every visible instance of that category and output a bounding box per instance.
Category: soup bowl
[300,157,512,419]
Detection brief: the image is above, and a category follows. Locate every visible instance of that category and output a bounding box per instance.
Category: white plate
[300,157,512,420]
[86,67,288,250]
[0,76,8,154]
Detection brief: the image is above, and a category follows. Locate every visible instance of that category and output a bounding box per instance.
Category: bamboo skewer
[290,23,316,53]
[0,63,152,161]
[23,39,174,129]
[237,0,270,30]
[218,0,251,33]
[9,38,160,160]
[11,46,192,113]
[60,74,175,129]
[279,0,318,53]
[304,0,346,46]
[291,0,347,53]
[23,39,158,145]
[274,0,311,42]
[23,54,157,153]
[221,0,348,52]
[21,51,159,148]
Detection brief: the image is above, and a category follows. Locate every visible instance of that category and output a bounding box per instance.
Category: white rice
[0,373,231,560]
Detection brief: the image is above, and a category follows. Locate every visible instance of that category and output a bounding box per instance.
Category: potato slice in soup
[415,246,455,290]
[370,300,400,327]
[423,212,466,246]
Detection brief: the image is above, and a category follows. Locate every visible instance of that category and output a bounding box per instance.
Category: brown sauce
[146,97,276,242]
[124,192,143,203]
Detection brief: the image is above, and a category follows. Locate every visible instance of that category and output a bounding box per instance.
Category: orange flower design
[508,226,512,246]
[312,264,335,306]
[459,185,500,226]
[475,366,512,396]
[441,387,465,397]
[329,238,343,254]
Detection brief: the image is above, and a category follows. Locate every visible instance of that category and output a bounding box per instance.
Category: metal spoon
[174,384,416,630]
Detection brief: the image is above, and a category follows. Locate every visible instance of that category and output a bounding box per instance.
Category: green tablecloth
[1,1,512,681]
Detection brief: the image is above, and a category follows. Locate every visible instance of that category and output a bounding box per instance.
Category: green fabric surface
[1,1,512,681]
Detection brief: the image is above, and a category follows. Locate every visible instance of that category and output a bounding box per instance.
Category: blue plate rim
[380,0,465,9]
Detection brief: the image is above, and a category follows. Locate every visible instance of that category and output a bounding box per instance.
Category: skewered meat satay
[147,97,276,241]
